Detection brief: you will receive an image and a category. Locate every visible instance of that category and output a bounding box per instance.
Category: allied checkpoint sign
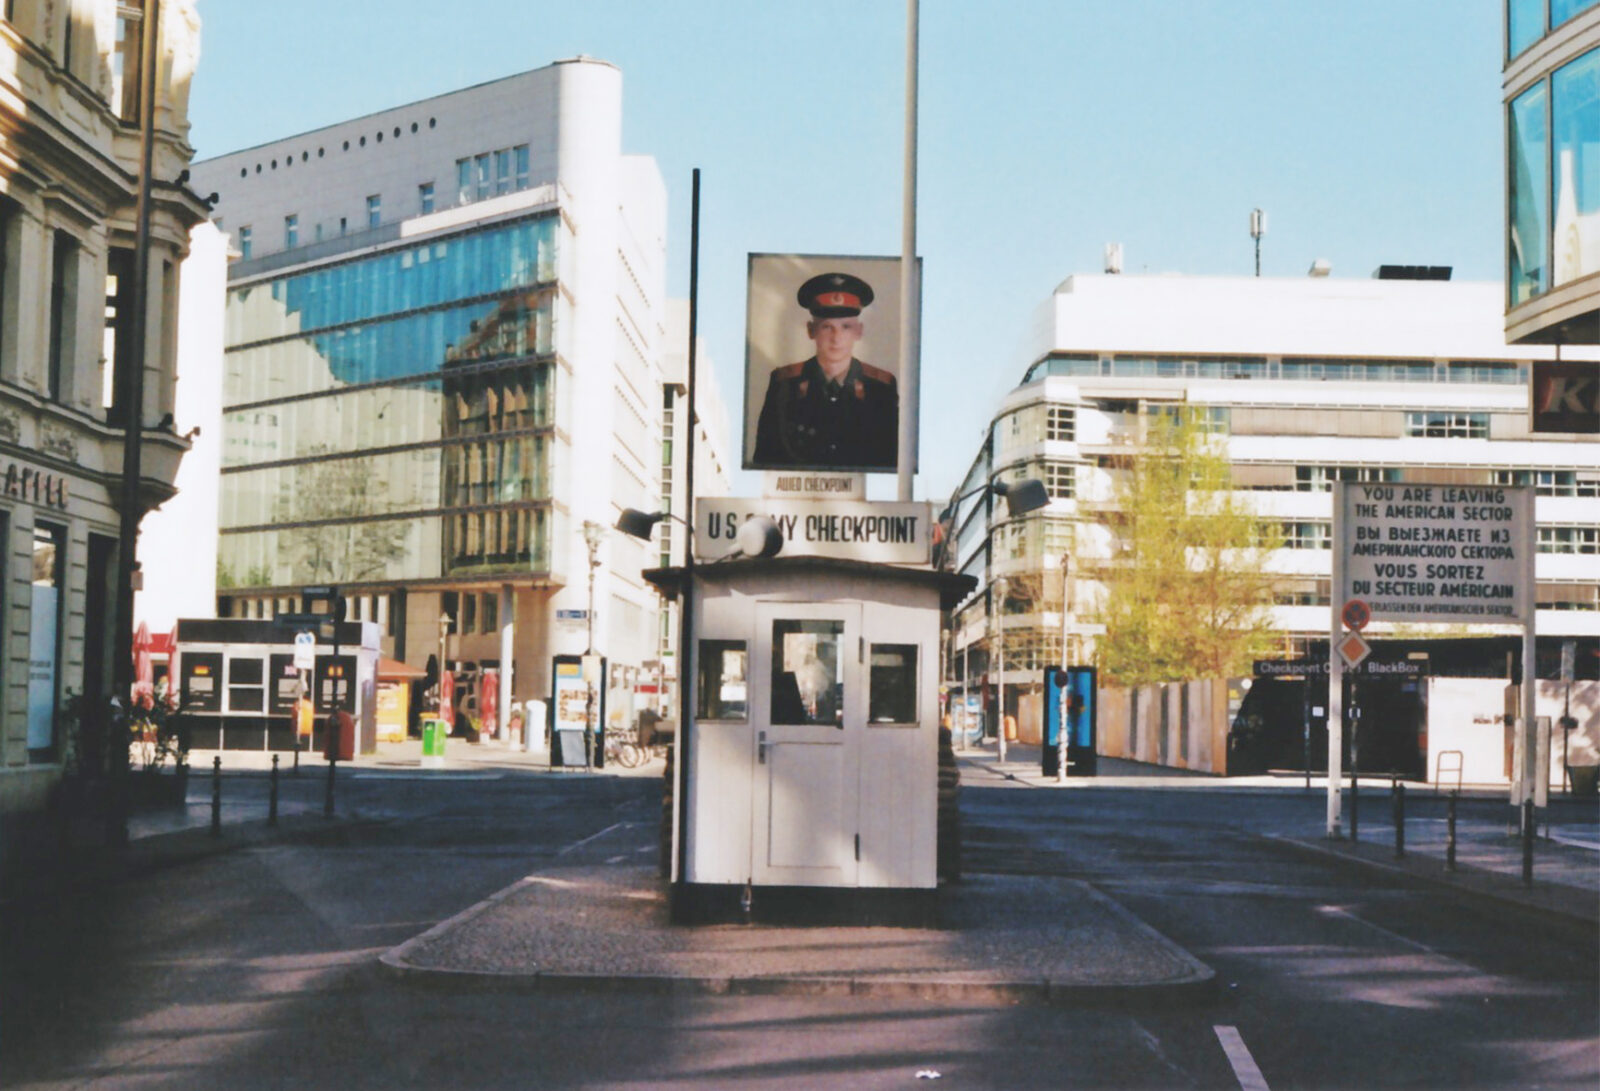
[1336,481,1535,626]
[694,497,932,565]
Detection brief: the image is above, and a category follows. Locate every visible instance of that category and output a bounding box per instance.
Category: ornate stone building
[1,1,206,864]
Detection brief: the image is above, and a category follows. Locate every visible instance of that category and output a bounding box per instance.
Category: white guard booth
[647,557,973,921]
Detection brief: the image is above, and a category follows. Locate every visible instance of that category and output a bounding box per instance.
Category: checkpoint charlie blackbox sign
[695,498,932,565]
[1336,481,1534,625]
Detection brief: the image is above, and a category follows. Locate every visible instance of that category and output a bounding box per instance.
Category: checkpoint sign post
[1329,482,1536,836]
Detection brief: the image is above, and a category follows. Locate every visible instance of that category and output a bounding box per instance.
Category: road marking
[1316,904,1445,958]
[557,821,629,856]
[1214,1026,1270,1091]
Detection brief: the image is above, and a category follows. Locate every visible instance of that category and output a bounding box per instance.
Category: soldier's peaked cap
[798,272,874,318]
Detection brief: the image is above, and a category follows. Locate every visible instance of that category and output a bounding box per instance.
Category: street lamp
[582,520,607,770]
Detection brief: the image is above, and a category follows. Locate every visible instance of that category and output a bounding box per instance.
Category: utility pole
[1057,551,1071,784]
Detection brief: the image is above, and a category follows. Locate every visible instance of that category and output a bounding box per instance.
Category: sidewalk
[957,737,1600,929]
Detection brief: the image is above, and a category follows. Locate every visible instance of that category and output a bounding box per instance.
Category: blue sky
[188,1,1505,499]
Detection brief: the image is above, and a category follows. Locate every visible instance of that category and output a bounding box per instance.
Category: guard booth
[646,557,973,920]
[172,618,381,756]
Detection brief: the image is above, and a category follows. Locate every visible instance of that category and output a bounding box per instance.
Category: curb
[377,874,1217,1008]
[1259,833,1599,932]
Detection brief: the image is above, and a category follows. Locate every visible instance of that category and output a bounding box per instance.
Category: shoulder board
[858,362,896,385]
[772,362,807,381]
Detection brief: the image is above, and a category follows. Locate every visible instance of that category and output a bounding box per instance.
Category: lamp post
[935,477,1050,766]
[994,574,1007,764]
[582,520,606,771]
[437,611,451,717]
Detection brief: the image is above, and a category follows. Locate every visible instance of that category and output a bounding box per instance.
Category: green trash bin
[422,718,448,768]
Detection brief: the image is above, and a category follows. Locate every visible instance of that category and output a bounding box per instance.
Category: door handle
[758,731,767,764]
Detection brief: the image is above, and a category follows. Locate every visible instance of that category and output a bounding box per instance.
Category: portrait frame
[743,253,917,473]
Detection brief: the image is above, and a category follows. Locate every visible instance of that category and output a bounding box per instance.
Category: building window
[419,182,435,214]
[29,522,66,759]
[1405,412,1489,438]
[869,644,918,724]
[1046,404,1075,442]
[1552,48,1600,288]
[1537,525,1600,553]
[1510,81,1550,306]
[1042,461,1075,499]
[227,656,265,712]
[48,231,79,402]
[366,195,381,230]
[481,592,497,633]
[103,247,135,422]
[339,217,347,236]
[516,144,530,189]
[1279,522,1332,550]
[697,640,748,721]
[238,225,252,260]
[284,214,298,249]
[111,0,145,120]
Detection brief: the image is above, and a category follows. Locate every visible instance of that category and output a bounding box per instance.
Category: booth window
[696,640,747,720]
[869,644,918,724]
[771,620,843,726]
[228,656,265,712]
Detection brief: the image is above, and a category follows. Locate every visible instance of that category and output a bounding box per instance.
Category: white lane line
[556,821,628,856]
[1214,1026,1270,1091]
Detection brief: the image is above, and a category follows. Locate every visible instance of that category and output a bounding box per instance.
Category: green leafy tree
[1092,409,1281,686]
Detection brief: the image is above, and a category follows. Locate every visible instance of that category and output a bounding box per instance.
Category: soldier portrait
[745,257,908,473]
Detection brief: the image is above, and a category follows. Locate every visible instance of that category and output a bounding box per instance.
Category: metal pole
[269,754,279,826]
[1392,776,1404,859]
[108,0,164,849]
[996,576,1007,764]
[1057,552,1070,784]
[1446,791,1458,871]
[324,752,337,819]
[671,168,701,890]
[960,636,969,752]
[1348,681,1360,842]
[1521,798,1534,887]
[209,756,221,837]
[896,0,919,502]
[1303,669,1312,792]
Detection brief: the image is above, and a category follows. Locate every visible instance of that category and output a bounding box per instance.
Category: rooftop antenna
[1104,242,1123,275]
[1249,208,1267,277]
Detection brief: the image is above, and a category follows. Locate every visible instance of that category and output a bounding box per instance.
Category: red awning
[378,656,428,682]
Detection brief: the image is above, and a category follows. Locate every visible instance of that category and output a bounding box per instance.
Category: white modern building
[1,1,207,860]
[946,271,1600,718]
[188,59,673,732]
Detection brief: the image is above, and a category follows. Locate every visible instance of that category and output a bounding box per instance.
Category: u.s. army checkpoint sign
[1337,482,1534,626]
[695,497,931,565]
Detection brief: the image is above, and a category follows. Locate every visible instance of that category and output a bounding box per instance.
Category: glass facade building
[216,215,563,590]
[1504,0,1600,342]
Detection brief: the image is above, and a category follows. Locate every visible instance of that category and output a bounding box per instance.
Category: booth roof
[643,557,977,611]
[379,656,429,681]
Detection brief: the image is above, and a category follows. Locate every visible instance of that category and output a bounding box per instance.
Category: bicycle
[603,726,648,769]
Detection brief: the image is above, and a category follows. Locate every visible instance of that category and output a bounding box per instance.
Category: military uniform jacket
[752,357,899,469]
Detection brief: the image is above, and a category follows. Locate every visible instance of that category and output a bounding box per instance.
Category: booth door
[751,603,862,887]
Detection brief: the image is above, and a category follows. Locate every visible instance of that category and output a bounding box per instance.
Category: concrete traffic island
[379,864,1215,1006]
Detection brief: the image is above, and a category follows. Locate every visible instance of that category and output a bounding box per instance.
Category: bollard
[324,754,337,819]
[1521,798,1534,887]
[269,754,280,827]
[1392,777,1405,859]
[1350,772,1360,842]
[293,738,300,776]
[1446,791,1458,872]
[210,756,222,838]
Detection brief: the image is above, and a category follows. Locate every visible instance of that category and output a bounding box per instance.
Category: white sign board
[695,498,932,564]
[762,471,864,500]
[293,631,316,670]
[1337,482,1534,625]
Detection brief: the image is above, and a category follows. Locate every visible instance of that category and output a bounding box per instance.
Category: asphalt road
[1,770,1595,1090]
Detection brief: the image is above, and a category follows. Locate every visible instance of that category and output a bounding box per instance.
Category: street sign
[1561,640,1576,684]
[293,631,315,670]
[1337,482,1533,625]
[695,497,932,564]
[1341,598,1371,632]
[1337,632,1371,669]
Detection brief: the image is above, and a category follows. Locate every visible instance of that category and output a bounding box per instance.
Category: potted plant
[127,679,190,806]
